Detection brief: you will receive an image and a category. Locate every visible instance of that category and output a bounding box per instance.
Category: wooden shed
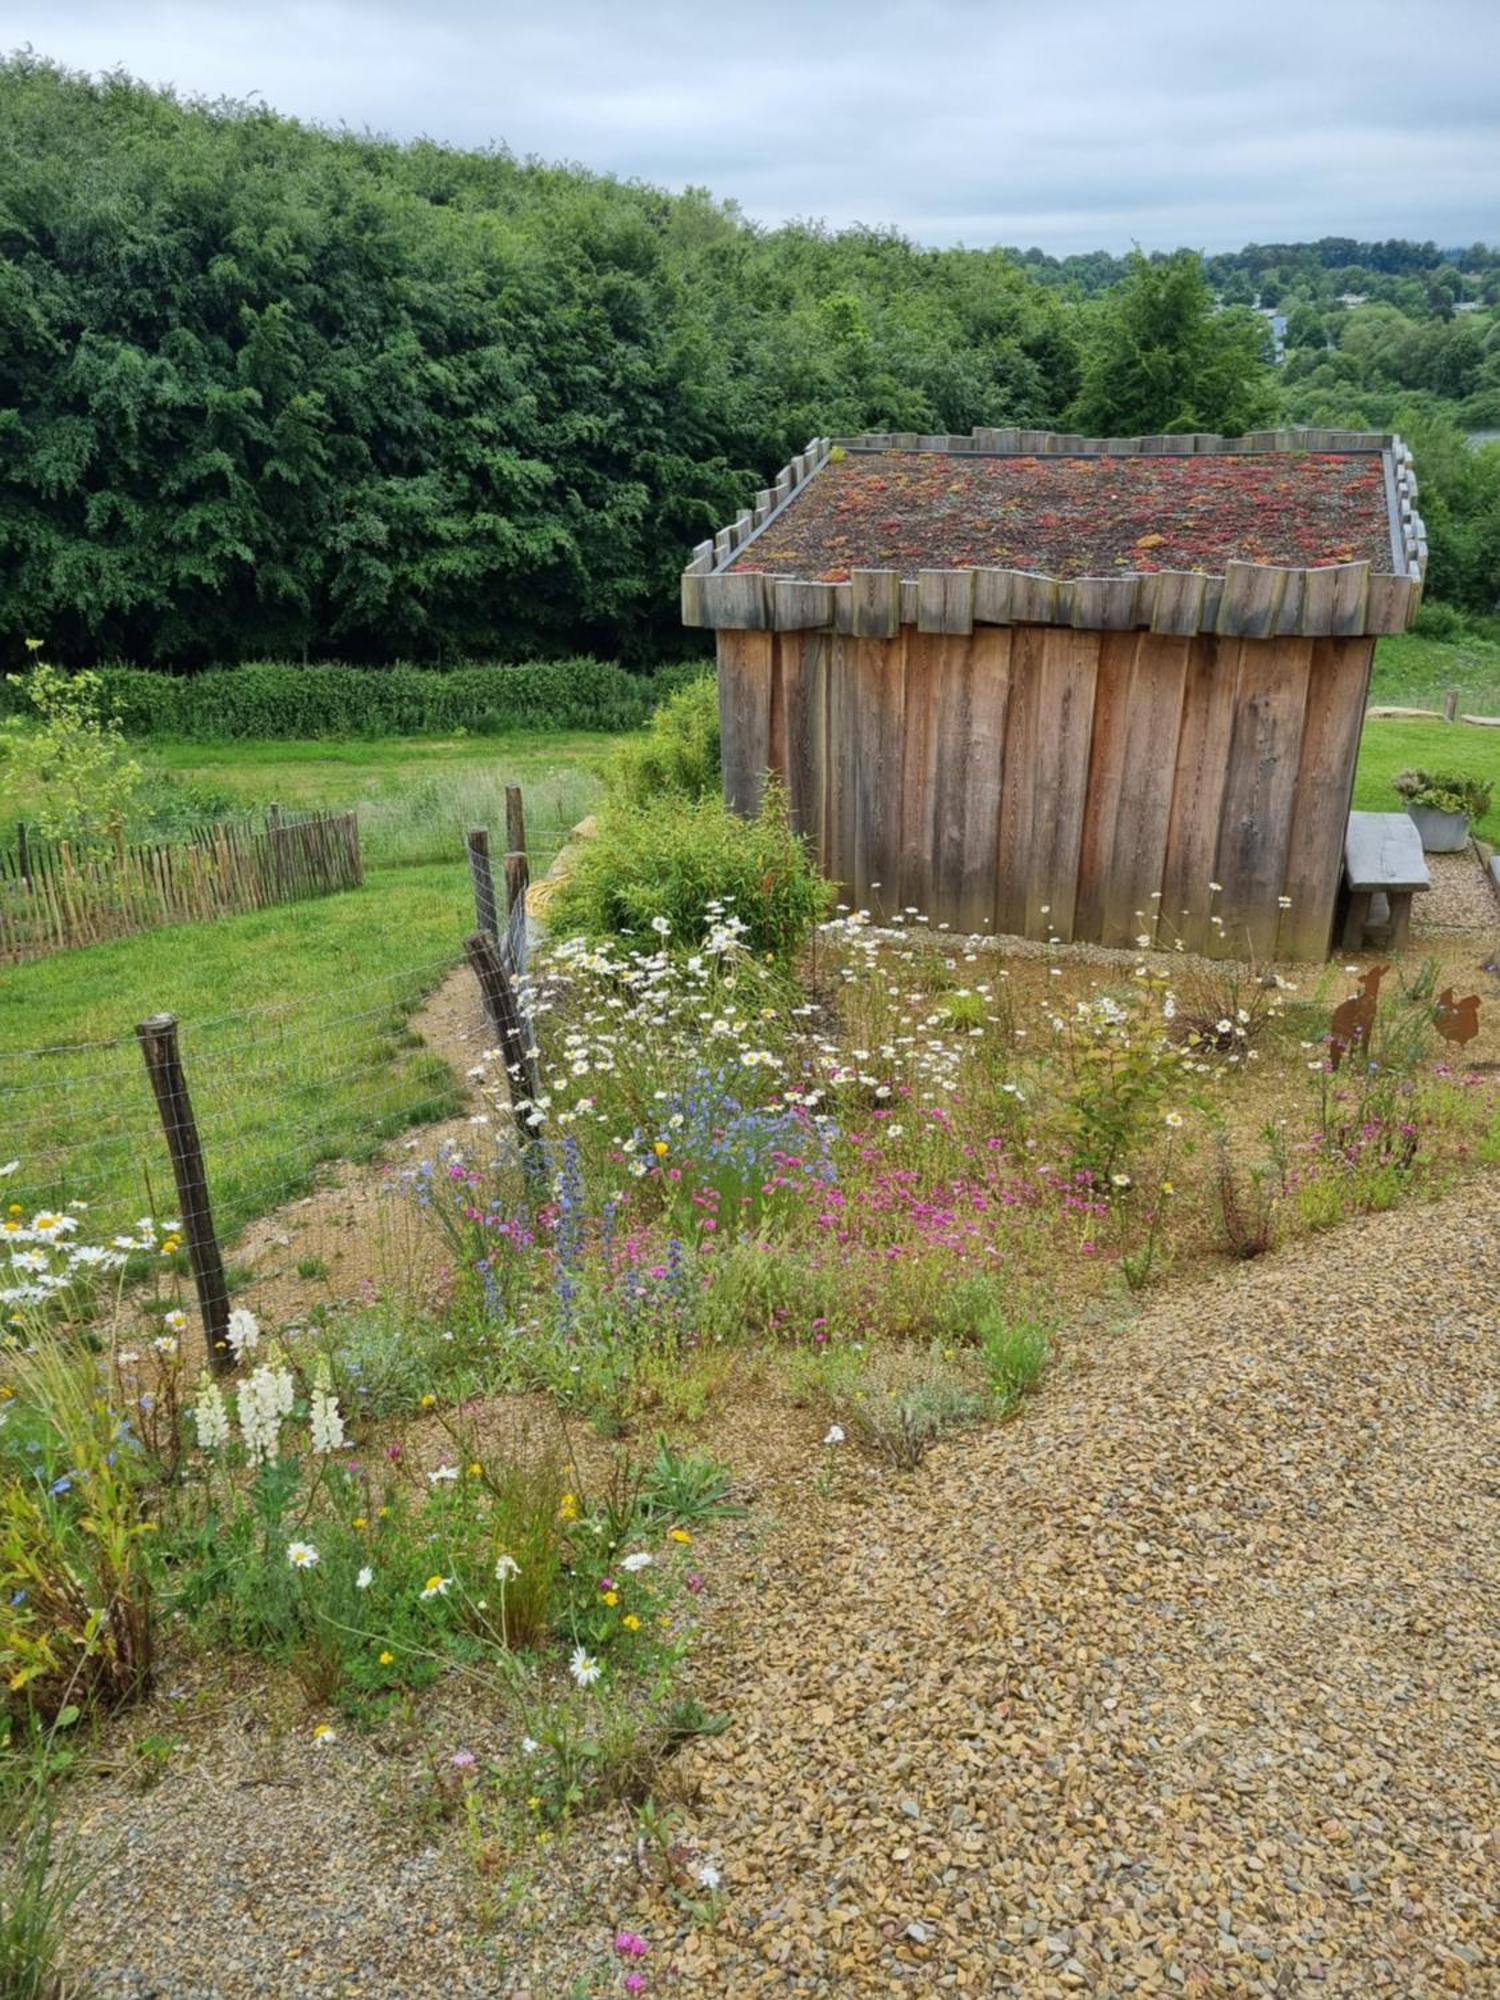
[682,427,1427,959]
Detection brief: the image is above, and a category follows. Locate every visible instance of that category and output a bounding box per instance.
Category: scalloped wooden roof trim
[681,428,1425,637]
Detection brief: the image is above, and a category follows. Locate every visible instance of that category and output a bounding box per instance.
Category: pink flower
[625,1977,647,1996]
[450,1748,476,1770]
[614,1930,649,1959]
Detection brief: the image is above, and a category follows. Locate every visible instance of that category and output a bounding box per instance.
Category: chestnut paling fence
[0,808,363,963]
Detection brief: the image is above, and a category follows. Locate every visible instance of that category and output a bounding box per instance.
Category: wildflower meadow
[3,707,1498,1994]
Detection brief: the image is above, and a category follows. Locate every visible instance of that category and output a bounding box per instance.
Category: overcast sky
[6,1,1498,252]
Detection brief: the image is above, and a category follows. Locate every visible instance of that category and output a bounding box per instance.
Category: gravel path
[1415,849,1498,934]
[66,1176,1498,1997]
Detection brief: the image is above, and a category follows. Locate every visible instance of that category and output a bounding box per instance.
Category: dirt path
[227,963,491,1322]
[66,1172,1498,1998]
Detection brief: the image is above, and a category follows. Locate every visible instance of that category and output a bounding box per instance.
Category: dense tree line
[1,54,1496,669]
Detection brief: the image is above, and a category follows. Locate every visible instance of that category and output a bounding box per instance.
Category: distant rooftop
[728,449,1393,584]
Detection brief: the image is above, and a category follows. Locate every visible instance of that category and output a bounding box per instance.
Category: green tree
[1066,251,1278,437]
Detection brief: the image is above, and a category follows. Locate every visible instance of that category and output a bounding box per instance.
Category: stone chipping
[64,1171,1498,1997]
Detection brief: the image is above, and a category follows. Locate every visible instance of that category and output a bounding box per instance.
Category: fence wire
[2,780,575,1304]
[5,953,476,1250]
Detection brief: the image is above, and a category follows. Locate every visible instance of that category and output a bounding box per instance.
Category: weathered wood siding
[717,624,1374,960]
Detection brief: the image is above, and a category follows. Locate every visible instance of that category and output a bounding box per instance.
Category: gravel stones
[64,1178,1499,1996]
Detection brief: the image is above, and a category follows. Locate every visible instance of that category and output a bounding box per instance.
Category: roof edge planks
[682,429,1426,639]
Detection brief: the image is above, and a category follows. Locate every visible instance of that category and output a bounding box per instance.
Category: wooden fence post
[267,803,286,899]
[464,930,543,1165]
[16,822,30,889]
[505,784,527,859]
[503,850,530,975]
[1443,687,1459,722]
[135,1013,233,1377]
[466,827,498,939]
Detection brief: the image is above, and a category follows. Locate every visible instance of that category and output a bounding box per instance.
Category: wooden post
[464,930,543,1164]
[16,821,30,889]
[503,850,530,975]
[505,784,526,859]
[135,1013,233,1376]
[267,803,285,900]
[466,827,498,939]
[1443,687,1459,722]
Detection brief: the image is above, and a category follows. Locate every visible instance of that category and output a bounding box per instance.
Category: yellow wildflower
[622,1614,641,1632]
[669,1527,692,1545]
[352,1516,368,1531]
[558,1493,579,1522]
[419,1393,436,1409]
[653,1140,670,1158]
[378,1650,395,1665]
[467,1463,483,1479]
[603,1590,619,1607]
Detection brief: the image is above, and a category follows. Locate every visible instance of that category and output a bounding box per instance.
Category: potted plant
[1392,767,1493,852]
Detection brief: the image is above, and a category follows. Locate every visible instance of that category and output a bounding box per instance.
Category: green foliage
[0,1794,96,2000]
[0,660,700,741]
[608,673,720,806]
[1067,251,1278,437]
[0,57,1079,670]
[1391,766,1493,817]
[548,784,833,959]
[0,654,143,848]
[0,1339,154,1724]
[800,1344,993,1470]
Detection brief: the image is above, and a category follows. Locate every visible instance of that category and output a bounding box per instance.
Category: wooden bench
[1342,811,1430,951]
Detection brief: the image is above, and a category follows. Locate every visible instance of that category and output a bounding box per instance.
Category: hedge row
[0,659,711,740]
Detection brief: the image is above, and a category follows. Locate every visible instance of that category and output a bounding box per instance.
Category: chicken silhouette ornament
[1434,988,1481,1048]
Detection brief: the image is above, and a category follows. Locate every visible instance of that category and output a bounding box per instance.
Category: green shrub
[1391,766,1494,818]
[1411,601,1468,641]
[608,673,720,806]
[0,660,709,741]
[548,784,832,959]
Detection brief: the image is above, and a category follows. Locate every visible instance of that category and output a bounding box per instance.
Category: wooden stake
[135,1013,233,1376]
[464,930,543,1159]
[1444,687,1459,722]
[505,784,526,858]
[503,851,530,976]
[466,827,498,939]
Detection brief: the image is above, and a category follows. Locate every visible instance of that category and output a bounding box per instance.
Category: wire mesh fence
[4,788,561,1313]
[4,952,470,1242]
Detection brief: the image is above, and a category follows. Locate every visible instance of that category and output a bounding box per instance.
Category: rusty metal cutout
[1327,962,1390,1072]
[1434,988,1481,1047]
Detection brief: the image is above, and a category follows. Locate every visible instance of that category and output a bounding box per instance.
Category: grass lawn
[2,729,620,1241]
[1368,625,1500,714]
[1,861,476,1241]
[144,732,613,868]
[1355,717,1500,843]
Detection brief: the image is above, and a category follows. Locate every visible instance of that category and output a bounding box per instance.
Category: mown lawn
[143,732,612,867]
[1355,718,1500,843]
[1,862,475,1241]
[2,729,617,1240]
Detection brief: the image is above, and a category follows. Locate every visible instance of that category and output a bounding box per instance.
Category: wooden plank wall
[718,625,1375,960]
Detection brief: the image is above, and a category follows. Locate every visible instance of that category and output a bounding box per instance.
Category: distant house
[1254,306,1289,363]
[684,427,1426,960]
